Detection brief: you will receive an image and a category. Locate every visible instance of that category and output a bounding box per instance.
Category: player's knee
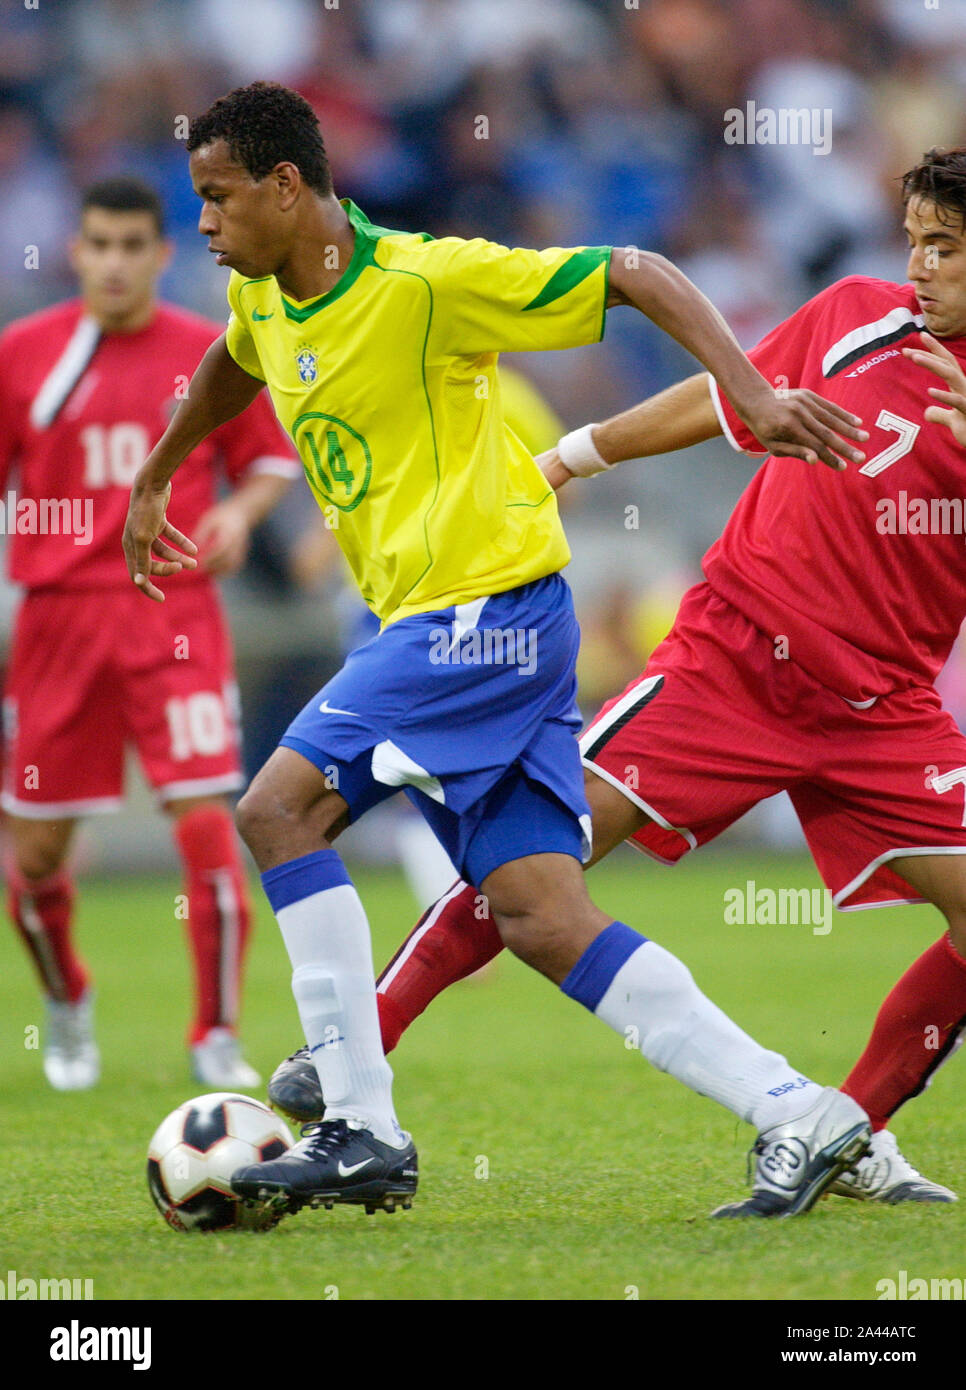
[494,906,564,973]
[494,900,597,969]
[234,786,279,856]
[235,780,345,861]
[493,906,555,967]
[15,835,67,881]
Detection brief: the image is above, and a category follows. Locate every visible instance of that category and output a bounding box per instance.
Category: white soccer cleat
[43,991,100,1091]
[191,1027,261,1091]
[711,1087,871,1218]
[828,1129,957,1204]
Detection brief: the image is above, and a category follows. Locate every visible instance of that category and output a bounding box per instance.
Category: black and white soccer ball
[147,1092,294,1232]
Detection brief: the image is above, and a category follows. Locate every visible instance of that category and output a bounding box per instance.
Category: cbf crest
[296,345,318,385]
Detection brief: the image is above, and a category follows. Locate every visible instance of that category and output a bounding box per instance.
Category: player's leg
[368,585,798,1054]
[791,687,966,1203]
[7,814,81,996]
[836,853,966,1202]
[266,584,658,1122]
[382,770,640,1031]
[473,780,869,1219]
[268,584,798,1120]
[124,582,256,1083]
[6,813,100,1090]
[2,591,121,1091]
[164,792,257,1090]
[230,743,416,1214]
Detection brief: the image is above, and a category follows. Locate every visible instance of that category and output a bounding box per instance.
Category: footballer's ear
[273,161,302,211]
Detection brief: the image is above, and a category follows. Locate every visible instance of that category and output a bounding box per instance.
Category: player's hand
[534,447,575,492]
[123,479,198,602]
[194,499,251,577]
[903,332,966,447]
[738,389,867,470]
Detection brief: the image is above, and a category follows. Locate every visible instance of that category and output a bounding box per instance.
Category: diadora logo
[296,346,318,384]
[845,348,900,378]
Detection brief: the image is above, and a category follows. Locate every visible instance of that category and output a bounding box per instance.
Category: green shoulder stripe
[522,246,611,312]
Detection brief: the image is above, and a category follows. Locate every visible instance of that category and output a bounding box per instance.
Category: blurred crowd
[5,0,966,362]
[3,0,966,722]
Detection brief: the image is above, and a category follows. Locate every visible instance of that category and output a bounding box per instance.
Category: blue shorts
[280,573,591,884]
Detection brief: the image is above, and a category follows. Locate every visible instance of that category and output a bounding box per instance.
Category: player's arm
[537,373,716,489]
[123,334,263,600]
[607,250,867,470]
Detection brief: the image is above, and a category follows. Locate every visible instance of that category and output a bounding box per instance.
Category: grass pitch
[1,851,961,1302]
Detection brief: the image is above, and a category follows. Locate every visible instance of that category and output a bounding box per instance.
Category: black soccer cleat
[267,1044,326,1124]
[231,1117,418,1217]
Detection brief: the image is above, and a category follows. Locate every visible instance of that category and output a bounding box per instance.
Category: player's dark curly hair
[901,147,966,231]
[81,176,165,234]
[186,81,333,196]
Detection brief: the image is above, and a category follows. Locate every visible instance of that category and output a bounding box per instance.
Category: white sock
[565,925,820,1131]
[263,852,405,1147]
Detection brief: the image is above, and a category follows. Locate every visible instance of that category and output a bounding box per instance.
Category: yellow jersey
[225,200,610,625]
[497,363,565,458]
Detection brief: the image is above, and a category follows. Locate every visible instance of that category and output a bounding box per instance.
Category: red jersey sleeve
[208,388,299,487]
[708,281,849,455]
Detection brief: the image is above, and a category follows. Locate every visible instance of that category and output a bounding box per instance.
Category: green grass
[1,851,961,1301]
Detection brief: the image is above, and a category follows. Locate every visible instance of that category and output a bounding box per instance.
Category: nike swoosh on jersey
[252,309,274,320]
[337,1158,376,1177]
[318,700,360,717]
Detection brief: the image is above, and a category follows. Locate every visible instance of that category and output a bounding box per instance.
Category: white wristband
[556,423,611,478]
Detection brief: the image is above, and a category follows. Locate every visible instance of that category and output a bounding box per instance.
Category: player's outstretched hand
[903,332,966,448]
[739,390,867,471]
[122,480,198,602]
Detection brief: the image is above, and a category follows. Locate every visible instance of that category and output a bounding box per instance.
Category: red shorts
[580,583,966,910]
[2,583,243,818]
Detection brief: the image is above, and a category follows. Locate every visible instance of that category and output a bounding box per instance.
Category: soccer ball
[147,1092,294,1232]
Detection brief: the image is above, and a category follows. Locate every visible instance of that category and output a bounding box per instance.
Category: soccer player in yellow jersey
[124,82,872,1220]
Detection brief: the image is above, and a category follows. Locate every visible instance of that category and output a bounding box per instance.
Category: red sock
[173,804,253,1045]
[842,933,966,1129]
[7,862,87,1002]
[375,880,503,1052]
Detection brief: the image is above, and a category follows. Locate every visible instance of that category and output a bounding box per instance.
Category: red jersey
[0,299,298,591]
[707,275,966,702]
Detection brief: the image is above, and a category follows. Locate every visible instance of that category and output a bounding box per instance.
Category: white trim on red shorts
[157,773,245,805]
[581,757,697,855]
[1,791,124,818]
[834,844,966,911]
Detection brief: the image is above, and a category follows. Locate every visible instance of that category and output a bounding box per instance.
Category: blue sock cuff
[560,921,646,1012]
[261,848,351,913]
